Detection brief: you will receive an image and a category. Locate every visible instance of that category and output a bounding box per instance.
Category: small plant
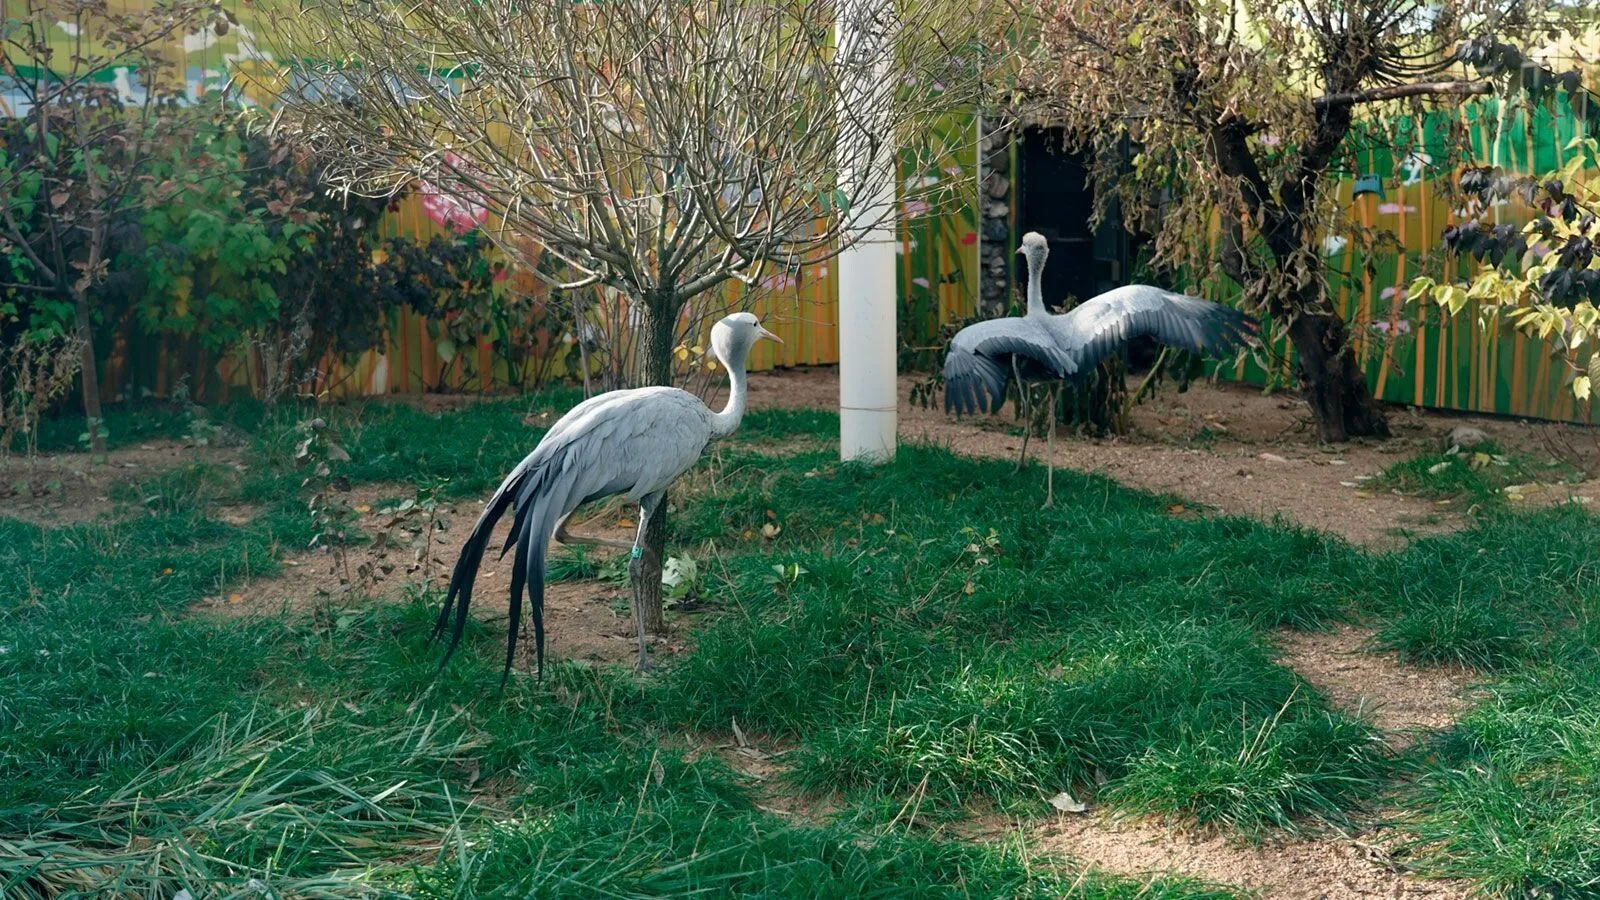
[763,562,809,596]
[367,477,452,585]
[661,553,703,610]
[294,417,361,591]
[0,334,83,459]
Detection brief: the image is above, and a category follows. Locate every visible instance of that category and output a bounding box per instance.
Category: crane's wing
[944,317,1075,415]
[1055,286,1256,376]
[434,386,712,684]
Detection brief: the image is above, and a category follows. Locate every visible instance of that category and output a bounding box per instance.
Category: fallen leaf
[1167,504,1185,514]
[761,523,781,539]
[160,567,173,576]
[228,593,244,604]
[1353,490,1374,499]
[1048,791,1089,813]
[732,718,749,748]
[1428,461,1451,475]
[1257,452,1287,463]
[354,504,371,514]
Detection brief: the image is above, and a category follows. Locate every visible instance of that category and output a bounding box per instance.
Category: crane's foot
[634,652,655,673]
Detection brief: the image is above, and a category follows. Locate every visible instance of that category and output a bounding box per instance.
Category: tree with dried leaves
[261,0,977,638]
[0,0,228,453]
[1000,0,1585,442]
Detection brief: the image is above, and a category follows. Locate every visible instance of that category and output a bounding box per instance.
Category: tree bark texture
[1285,311,1390,443]
[72,290,105,454]
[631,291,680,635]
[1207,106,1389,444]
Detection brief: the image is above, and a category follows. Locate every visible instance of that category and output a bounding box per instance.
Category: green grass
[7,390,1600,896]
[1374,442,1582,506]
[658,445,1386,828]
[4,394,1249,898]
[1393,662,1600,896]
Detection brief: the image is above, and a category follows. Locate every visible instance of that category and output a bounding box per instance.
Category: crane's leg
[1043,382,1058,508]
[1012,358,1031,473]
[627,493,663,672]
[554,509,633,552]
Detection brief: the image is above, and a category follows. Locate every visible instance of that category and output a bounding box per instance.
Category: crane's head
[1016,232,1049,265]
[711,312,782,368]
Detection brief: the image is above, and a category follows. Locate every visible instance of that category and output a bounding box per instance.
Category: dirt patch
[1014,814,1469,899]
[0,441,242,527]
[686,731,843,825]
[194,483,694,669]
[1277,626,1482,749]
[745,366,1591,549]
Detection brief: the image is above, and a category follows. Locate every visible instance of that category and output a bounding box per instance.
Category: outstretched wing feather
[944,318,1074,415]
[1058,286,1255,375]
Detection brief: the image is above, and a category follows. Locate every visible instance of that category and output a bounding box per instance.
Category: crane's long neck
[710,344,750,439]
[1025,251,1047,317]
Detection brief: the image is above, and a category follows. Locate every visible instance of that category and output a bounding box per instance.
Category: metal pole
[836,0,898,463]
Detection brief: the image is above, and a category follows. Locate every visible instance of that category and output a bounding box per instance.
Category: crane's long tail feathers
[432,462,548,684]
[501,497,557,688]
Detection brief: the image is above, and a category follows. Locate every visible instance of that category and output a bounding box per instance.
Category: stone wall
[977,115,1013,319]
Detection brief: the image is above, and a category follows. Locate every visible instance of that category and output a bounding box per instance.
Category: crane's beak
[757,325,783,345]
[1016,246,1025,255]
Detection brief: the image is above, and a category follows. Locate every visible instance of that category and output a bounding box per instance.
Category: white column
[836,0,897,463]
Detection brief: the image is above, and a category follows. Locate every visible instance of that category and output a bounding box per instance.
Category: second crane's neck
[1025,249,1048,317]
[710,345,750,439]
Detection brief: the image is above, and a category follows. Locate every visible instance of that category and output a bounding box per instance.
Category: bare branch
[1313,80,1495,107]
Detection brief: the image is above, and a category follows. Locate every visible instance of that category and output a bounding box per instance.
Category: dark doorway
[1016,127,1130,310]
[1016,126,1160,367]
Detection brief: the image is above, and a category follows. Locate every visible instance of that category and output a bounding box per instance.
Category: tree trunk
[72,289,105,454]
[1285,312,1390,443]
[632,291,679,635]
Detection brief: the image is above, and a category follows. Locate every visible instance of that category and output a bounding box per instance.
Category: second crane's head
[711,312,783,369]
[1016,232,1049,269]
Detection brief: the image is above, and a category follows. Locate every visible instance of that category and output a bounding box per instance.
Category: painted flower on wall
[420,152,490,233]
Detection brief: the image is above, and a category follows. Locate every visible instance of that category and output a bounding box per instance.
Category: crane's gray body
[944,236,1253,415]
[435,313,776,682]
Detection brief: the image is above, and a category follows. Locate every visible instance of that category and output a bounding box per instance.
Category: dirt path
[1021,814,1468,899]
[745,367,1596,549]
[195,482,675,668]
[1276,626,1482,750]
[0,440,243,527]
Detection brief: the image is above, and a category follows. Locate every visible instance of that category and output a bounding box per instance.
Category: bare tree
[0,0,226,453]
[260,0,978,634]
[999,0,1576,442]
